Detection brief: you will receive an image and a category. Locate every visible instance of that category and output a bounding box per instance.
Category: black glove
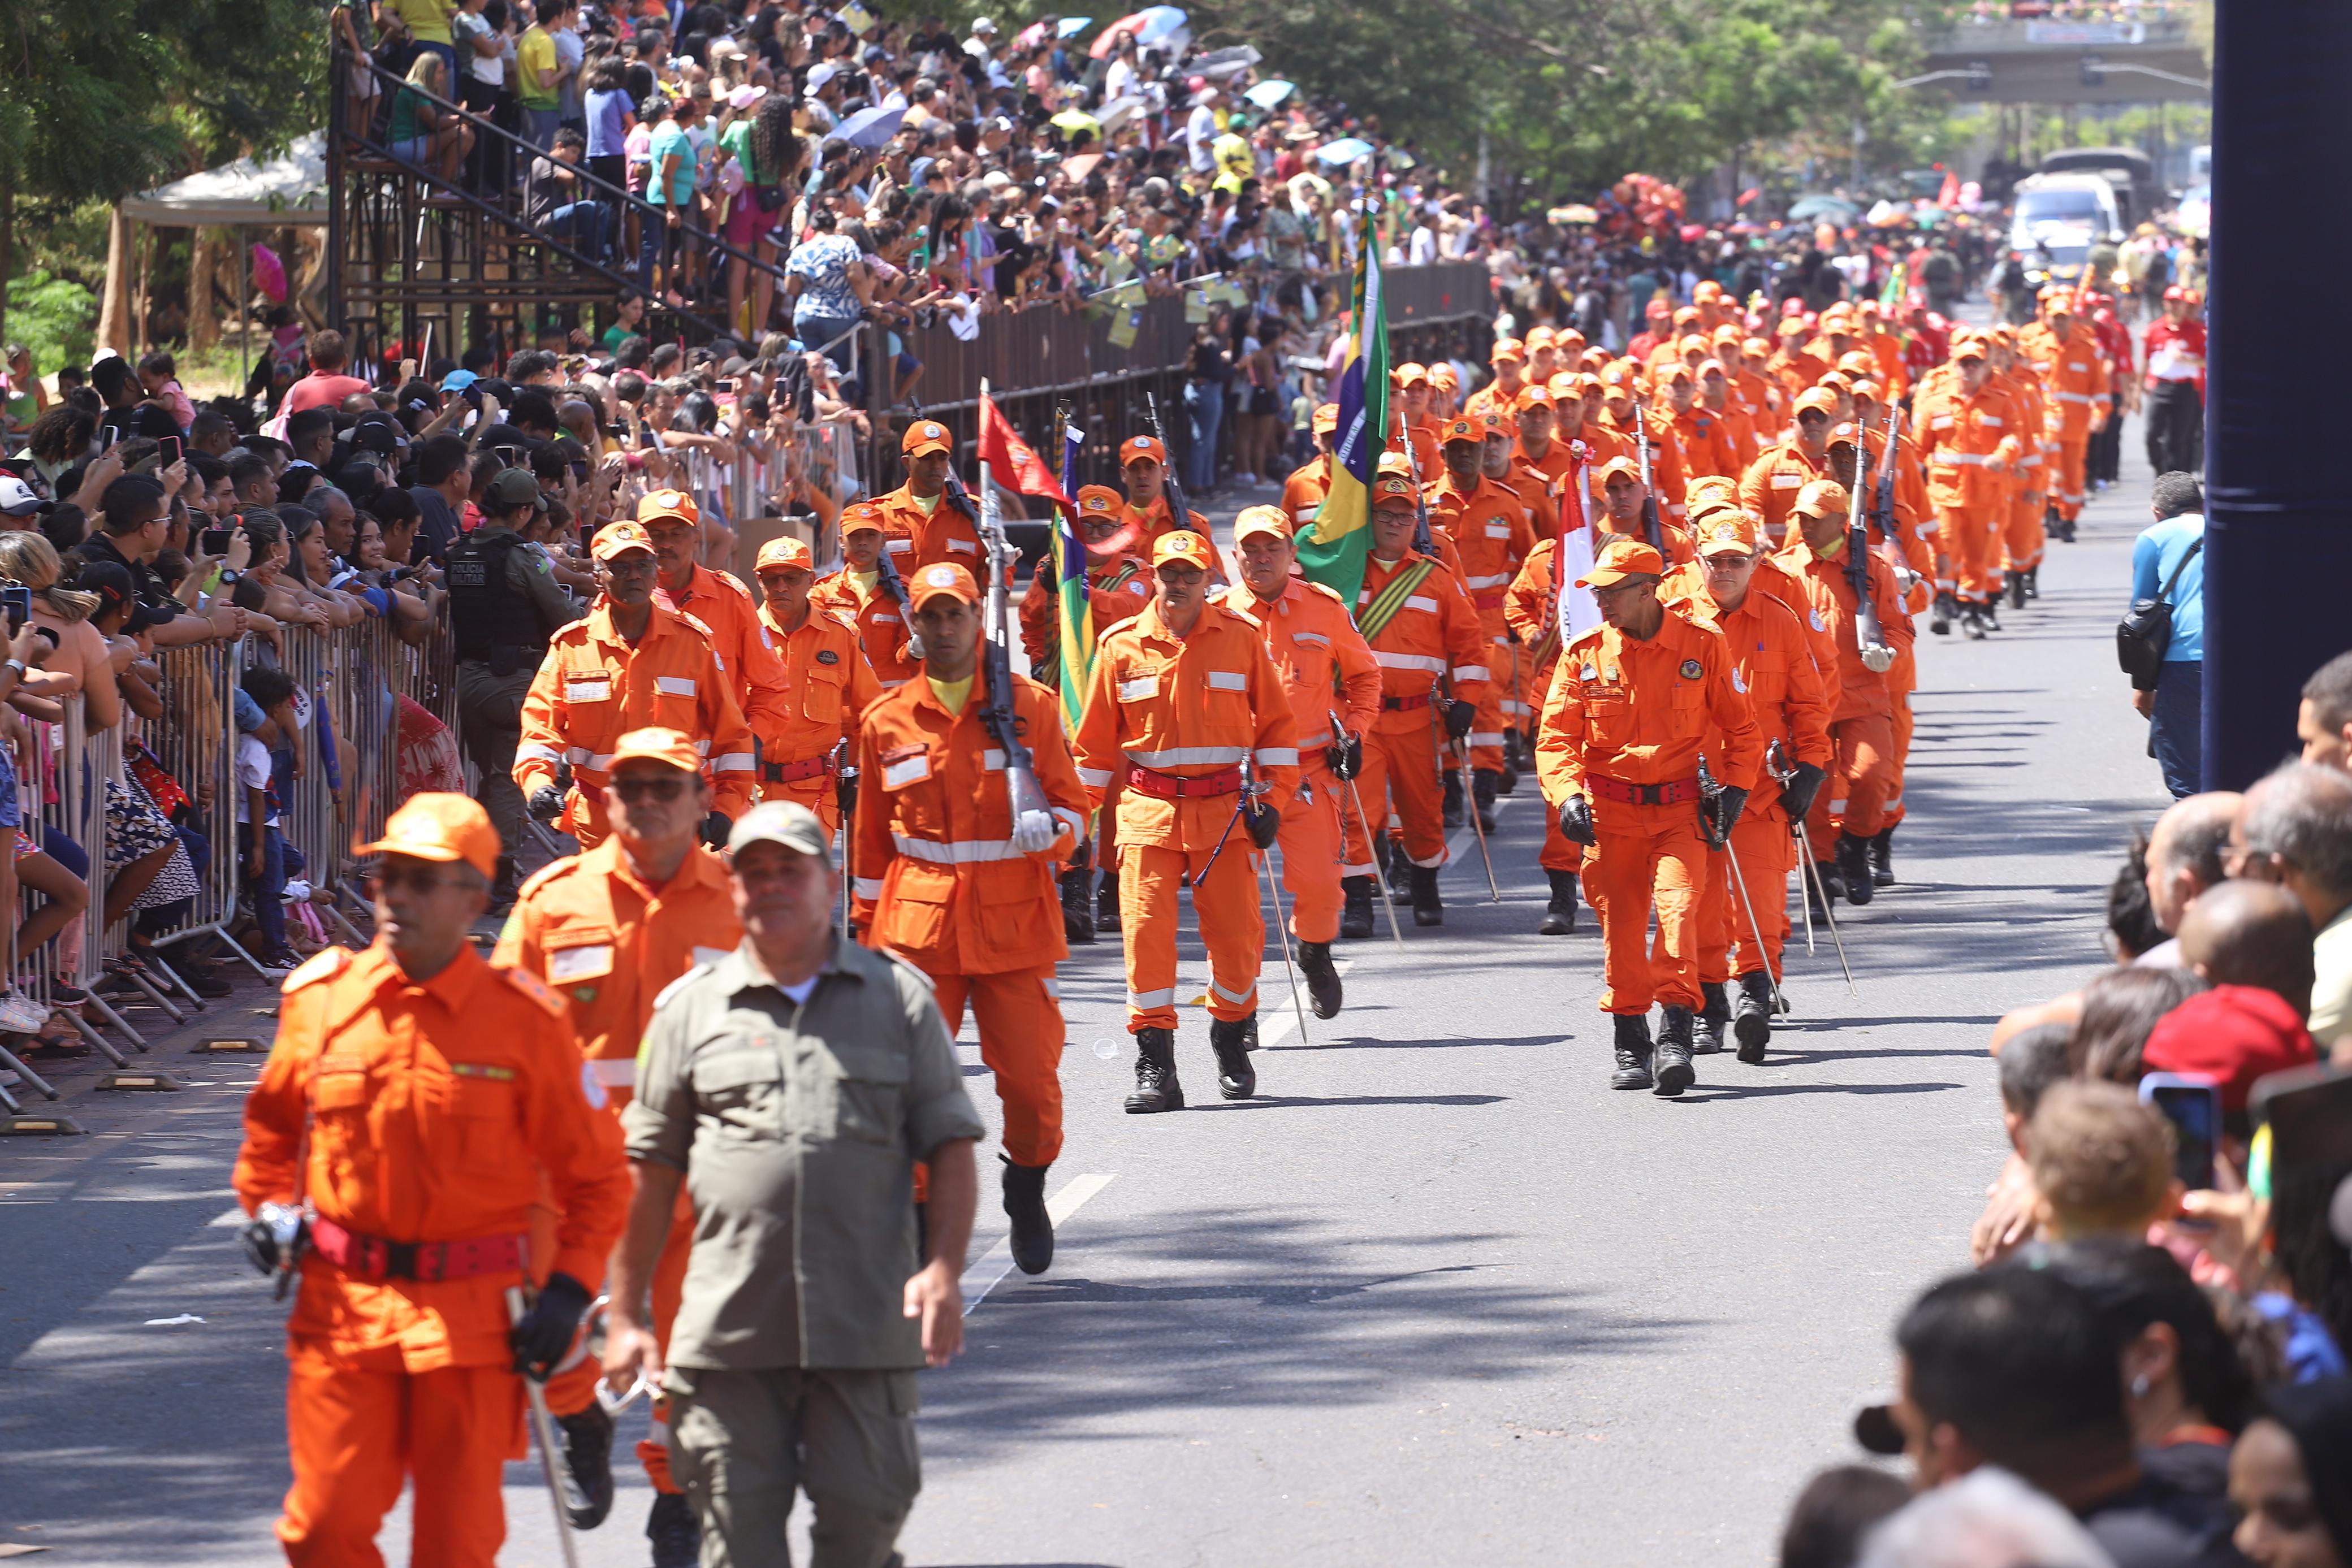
[1243,795,1281,850]
[527,783,564,822]
[1558,794,1596,845]
[1779,762,1827,824]
[1444,698,1475,740]
[1707,784,1750,846]
[700,811,732,850]
[1326,733,1362,781]
[836,765,859,821]
[509,1271,593,1377]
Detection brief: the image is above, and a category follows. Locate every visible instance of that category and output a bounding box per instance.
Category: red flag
[1936,169,1960,210]
[977,395,1071,507]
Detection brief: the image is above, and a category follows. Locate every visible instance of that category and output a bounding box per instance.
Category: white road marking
[961,1172,1116,1315]
[1259,959,1351,1047]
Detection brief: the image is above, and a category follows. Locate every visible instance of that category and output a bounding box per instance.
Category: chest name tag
[948,539,978,555]
[1294,630,1329,648]
[1931,414,1955,430]
[565,678,612,703]
[1977,414,2003,427]
[1772,473,1803,488]
[815,649,840,665]
[885,539,912,553]
[872,613,900,626]
[1205,670,1247,691]
[655,675,697,697]
[1485,522,1511,539]
[884,752,932,789]
[1118,674,1158,703]
[450,1063,517,1082]
[548,943,614,982]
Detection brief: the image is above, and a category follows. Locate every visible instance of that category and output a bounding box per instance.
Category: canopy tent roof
[118,133,326,227]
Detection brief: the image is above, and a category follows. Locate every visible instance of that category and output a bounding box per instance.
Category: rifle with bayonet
[1633,412,1663,556]
[963,379,1056,837]
[1143,392,1194,539]
[1847,426,1894,673]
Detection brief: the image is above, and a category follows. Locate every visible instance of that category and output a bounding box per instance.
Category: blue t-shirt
[2130,510,2204,663]
[646,121,694,207]
[584,88,630,159]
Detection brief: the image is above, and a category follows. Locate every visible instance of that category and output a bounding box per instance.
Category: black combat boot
[1930,591,1957,636]
[1442,770,1465,829]
[1410,864,1443,927]
[2023,565,2039,600]
[1611,1013,1654,1090]
[1209,1013,1259,1099]
[1125,1027,1182,1113]
[556,1401,614,1529]
[1095,869,1121,933]
[1653,1006,1697,1097]
[1059,866,1096,945]
[647,1493,699,1568]
[1472,769,1501,833]
[2007,571,2027,610]
[1838,832,1875,907]
[1961,603,1988,640]
[1870,826,1896,887]
[1001,1154,1053,1275]
[1381,837,1412,900]
[1696,981,1731,1055]
[1539,869,1579,935]
[490,855,520,916]
[1298,941,1343,1018]
[1498,731,1521,795]
[1979,599,2002,634]
[1340,876,1377,939]
[1733,971,1774,1063]
[1812,857,1845,911]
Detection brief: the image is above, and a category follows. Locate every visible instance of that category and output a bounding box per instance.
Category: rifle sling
[1356,558,1439,642]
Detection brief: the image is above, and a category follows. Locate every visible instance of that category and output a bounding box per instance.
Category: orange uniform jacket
[1596,406,1688,518]
[1912,380,2022,512]
[1429,474,1538,616]
[232,942,630,1371]
[2019,320,2110,440]
[1660,549,1840,685]
[493,839,741,1095]
[1775,537,1917,724]
[654,563,791,753]
[851,669,1088,972]
[1222,578,1383,751]
[874,483,985,573]
[1514,436,1577,499]
[811,569,921,691]
[1766,345,1830,399]
[755,601,884,768]
[1504,537,1567,674]
[1071,597,1302,847]
[1990,367,2050,502]
[1122,495,1213,555]
[1735,367,1785,430]
[1661,586,1835,772]
[1462,379,1525,423]
[1020,552,1153,673]
[1279,460,1333,534]
[1356,549,1494,732]
[1536,612,1763,802]
[515,600,758,837]
[1739,439,1831,544]
[1866,328,1909,401]
[1668,403,1741,480]
[1706,396,1763,470]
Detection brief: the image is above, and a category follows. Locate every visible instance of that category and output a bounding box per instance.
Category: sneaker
[254,950,304,977]
[0,988,47,1033]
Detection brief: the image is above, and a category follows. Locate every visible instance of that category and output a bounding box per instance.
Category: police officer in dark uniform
[449,466,580,906]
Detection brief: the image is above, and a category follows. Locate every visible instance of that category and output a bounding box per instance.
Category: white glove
[1010,809,1057,853]
[1861,644,1897,674]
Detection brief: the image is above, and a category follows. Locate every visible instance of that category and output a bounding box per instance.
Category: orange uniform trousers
[1276,760,1347,943]
[2051,435,2089,522]
[931,966,1065,1167]
[1468,627,1515,772]
[1349,716,1450,871]
[280,1358,521,1567]
[1121,839,1264,1031]
[1723,793,1797,979]
[763,770,842,835]
[2004,463,2047,575]
[1581,800,1708,1015]
[1936,503,2006,604]
[1806,712,1897,861]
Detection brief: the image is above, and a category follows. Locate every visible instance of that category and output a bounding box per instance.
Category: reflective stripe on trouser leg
[932,967,1066,1167]
[1469,667,1509,772]
[1121,841,1266,1030]
[1371,723,1447,867]
[1581,803,1707,1014]
[2054,438,2088,520]
[1806,712,1896,860]
[1277,764,1346,943]
[1655,828,1732,985]
[1197,842,1266,1023]
[1121,843,1190,1033]
[2004,495,2046,574]
[280,1362,519,1568]
[1726,796,1794,977]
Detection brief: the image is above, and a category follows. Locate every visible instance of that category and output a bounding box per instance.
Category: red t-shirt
[281,372,374,415]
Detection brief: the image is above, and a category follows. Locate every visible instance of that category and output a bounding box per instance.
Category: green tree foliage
[6,268,95,369]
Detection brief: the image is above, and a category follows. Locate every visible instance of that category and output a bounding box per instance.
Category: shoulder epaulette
[497,963,570,1019]
[678,610,716,639]
[515,856,578,902]
[1305,581,1350,607]
[283,947,352,994]
[1213,599,1263,630]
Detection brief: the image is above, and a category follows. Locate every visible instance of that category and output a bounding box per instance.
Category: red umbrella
[1091,11,1148,56]
[1679,223,1705,243]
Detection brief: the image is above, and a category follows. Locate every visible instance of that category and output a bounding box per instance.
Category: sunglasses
[363,864,477,895]
[613,776,692,802]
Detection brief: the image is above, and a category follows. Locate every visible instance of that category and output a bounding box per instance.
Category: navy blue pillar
[2203,1,2352,788]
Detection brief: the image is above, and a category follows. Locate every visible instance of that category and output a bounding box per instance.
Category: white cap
[805,61,838,92]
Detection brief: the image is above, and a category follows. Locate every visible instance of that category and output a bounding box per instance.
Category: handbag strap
[2156,535,2203,603]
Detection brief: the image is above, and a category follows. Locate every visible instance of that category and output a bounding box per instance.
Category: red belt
[1382,692,1433,712]
[763,755,835,784]
[1588,774,1701,807]
[309,1218,527,1283]
[1126,764,1242,799]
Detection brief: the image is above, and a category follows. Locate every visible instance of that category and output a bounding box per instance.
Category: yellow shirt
[849,569,879,604]
[387,0,454,45]
[517,25,559,107]
[911,491,942,517]
[927,674,974,716]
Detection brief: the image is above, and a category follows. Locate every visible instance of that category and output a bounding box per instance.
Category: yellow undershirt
[849,568,879,603]
[911,491,942,517]
[928,674,974,715]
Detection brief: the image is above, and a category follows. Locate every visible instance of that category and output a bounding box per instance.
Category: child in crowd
[2026,1080,2181,1245]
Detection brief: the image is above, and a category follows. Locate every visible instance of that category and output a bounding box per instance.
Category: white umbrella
[1243,79,1293,109]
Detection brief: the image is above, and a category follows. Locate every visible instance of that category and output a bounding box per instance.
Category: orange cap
[1391,362,1429,388]
[1697,357,1729,380]
[637,488,699,527]
[358,791,500,881]
[754,535,814,573]
[1555,328,1588,354]
[1662,363,1694,385]
[608,726,704,774]
[1121,434,1166,466]
[1838,351,1878,376]
[1372,473,1419,504]
[1672,305,1701,328]
[1952,337,1989,362]
[1489,338,1526,365]
[1428,363,1459,389]
[1439,415,1480,446]
[839,501,887,535]
[1594,455,1642,484]
[1713,324,1745,345]
[1075,483,1122,516]
[902,419,954,457]
[1645,296,1672,318]
[1233,505,1292,544]
[1696,512,1759,556]
[1576,536,1666,588]
[1775,316,1810,338]
[1693,280,1723,302]
[1480,410,1511,435]
[1828,419,1862,448]
[1851,377,1882,401]
[1514,384,1555,410]
[1524,326,1557,350]
[1743,336,1774,358]
[1599,362,1636,389]
[1151,530,1216,570]
[1311,401,1341,434]
[1795,479,1850,518]
[910,561,980,607]
[1688,474,1739,506]
[1376,448,1416,479]
[1793,386,1840,418]
[2038,286,2073,309]
[1818,372,1853,396]
[590,520,656,560]
[1546,371,1582,399]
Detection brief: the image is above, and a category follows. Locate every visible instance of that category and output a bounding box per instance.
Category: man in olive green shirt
[609,800,982,1568]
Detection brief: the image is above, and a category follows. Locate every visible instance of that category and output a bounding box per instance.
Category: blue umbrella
[835,104,906,153]
[1313,137,1374,167]
[1243,79,1293,109]
[1057,15,1093,36]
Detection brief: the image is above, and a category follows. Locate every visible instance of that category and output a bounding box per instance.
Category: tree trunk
[97,207,135,356]
[189,227,220,354]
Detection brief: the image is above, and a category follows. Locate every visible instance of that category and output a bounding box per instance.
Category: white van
[2009,173,2125,290]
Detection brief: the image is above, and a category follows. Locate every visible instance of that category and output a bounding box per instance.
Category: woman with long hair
[386,50,474,184]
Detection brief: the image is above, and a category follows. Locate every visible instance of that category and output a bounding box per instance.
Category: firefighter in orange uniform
[235,793,629,1568]
[1697,358,1762,470]
[1856,298,1908,401]
[1986,329,2051,604]
[1733,333,1785,427]
[1661,515,1832,1062]
[516,521,756,849]
[494,730,740,1558]
[1523,325,1560,387]
[1593,456,1694,563]
[811,501,923,692]
[1071,531,1300,1110]
[1766,315,1829,398]
[1226,505,1382,984]
[1349,467,1492,926]
[1279,405,1341,531]
[1390,363,1442,479]
[1116,433,1213,553]
[1911,337,2020,636]
[1739,385,1840,547]
[1429,413,1537,829]
[2018,287,2108,539]
[1504,512,1590,936]
[1841,385,1934,875]
[1537,539,1762,1098]
[1596,362,1688,521]
[1775,480,1913,908]
[1512,384,1576,497]
[852,560,1087,1270]
[874,418,985,571]
[750,535,881,830]
[1464,339,1527,422]
[638,489,790,756]
[1662,363,1740,480]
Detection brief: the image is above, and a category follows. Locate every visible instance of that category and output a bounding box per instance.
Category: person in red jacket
[2141,285,2206,476]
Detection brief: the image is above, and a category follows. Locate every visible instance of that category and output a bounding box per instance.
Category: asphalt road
[1,373,2177,1566]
